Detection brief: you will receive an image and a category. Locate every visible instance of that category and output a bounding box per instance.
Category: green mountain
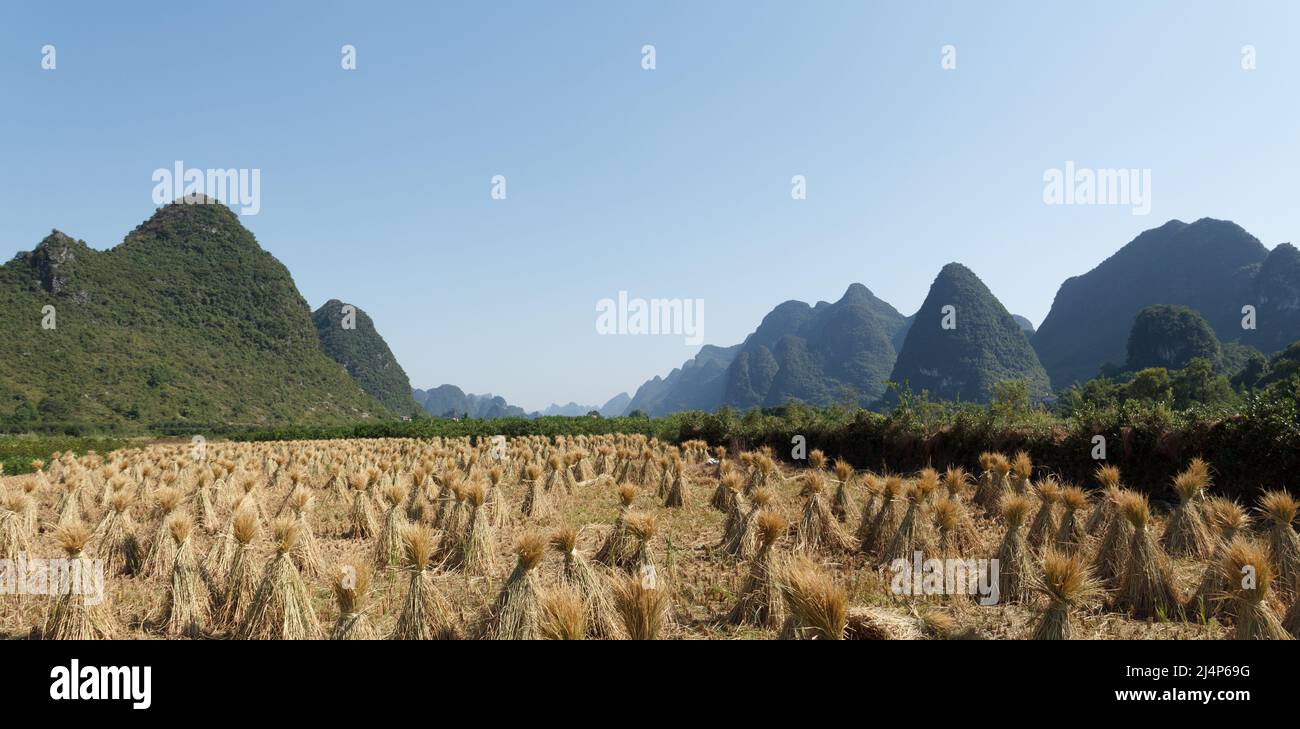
[1033,219,1270,388]
[1126,305,1222,372]
[313,300,423,416]
[0,200,389,427]
[889,263,1050,402]
[723,283,909,408]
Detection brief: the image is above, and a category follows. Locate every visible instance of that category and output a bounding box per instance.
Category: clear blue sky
[2,1,1297,411]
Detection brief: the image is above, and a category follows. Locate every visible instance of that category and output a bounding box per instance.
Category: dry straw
[1257,490,1300,598]
[238,517,320,640]
[1031,549,1101,640]
[859,475,904,559]
[91,488,141,577]
[1162,459,1213,558]
[154,514,210,638]
[1220,537,1293,640]
[215,507,259,632]
[778,556,846,640]
[42,522,117,640]
[0,490,33,560]
[139,486,182,579]
[594,485,638,567]
[1053,485,1088,555]
[831,459,858,524]
[391,524,458,640]
[1026,478,1060,550]
[330,561,377,640]
[995,494,1036,604]
[538,585,587,640]
[612,571,670,640]
[374,481,410,570]
[348,472,379,539]
[728,510,788,629]
[552,525,624,638]
[1114,492,1181,620]
[1190,497,1249,622]
[795,472,855,556]
[481,532,546,639]
[882,471,938,565]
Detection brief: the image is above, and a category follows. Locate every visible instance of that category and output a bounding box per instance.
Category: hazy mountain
[1012,315,1036,337]
[1126,305,1222,372]
[1245,242,1300,353]
[313,300,423,416]
[722,283,909,408]
[1033,219,1270,388]
[412,385,528,419]
[599,392,631,417]
[0,200,388,427]
[539,402,599,417]
[889,263,1051,402]
[624,344,740,416]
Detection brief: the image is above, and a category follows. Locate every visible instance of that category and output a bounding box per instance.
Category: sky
[2,1,1298,412]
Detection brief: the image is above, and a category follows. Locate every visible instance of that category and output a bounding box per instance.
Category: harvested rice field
[1,435,1297,640]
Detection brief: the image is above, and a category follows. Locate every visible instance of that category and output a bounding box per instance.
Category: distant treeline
[6,382,1297,502]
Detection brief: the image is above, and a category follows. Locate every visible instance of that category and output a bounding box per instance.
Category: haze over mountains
[4,204,1297,428]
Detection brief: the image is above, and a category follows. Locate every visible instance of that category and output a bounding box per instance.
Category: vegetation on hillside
[0,201,390,429]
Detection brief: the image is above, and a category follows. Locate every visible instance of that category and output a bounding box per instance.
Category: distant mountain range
[5,206,1296,427]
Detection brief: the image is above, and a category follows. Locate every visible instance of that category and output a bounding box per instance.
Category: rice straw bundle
[594,485,637,566]
[91,488,141,577]
[778,556,847,640]
[1026,478,1060,550]
[538,585,587,640]
[1191,497,1249,622]
[1219,537,1293,640]
[794,472,855,555]
[481,533,546,640]
[859,475,904,559]
[216,507,259,631]
[238,517,320,640]
[374,481,410,570]
[831,459,858,523]
[711,471,744,513]
[1162,459,1214,558]
[348,472,379,539]
[612,571,670,640]
[154,514,210,638]
[1114,492,1181,620]
[139,486,182,579]
[995,494,1036,604]
[551,525,624,638]
[329,561,377,640]
[520,462,551,518]
[1257,490,1300,598]
[42,523,117,640]
[391,524,458,640]
[728,511,788,628]
[1031,548,1101,640]
[1053,485,1088,555]
[0,490,33,560]
[460,481,499,576]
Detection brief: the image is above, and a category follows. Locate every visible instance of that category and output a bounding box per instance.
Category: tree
[1171,357,1236,409]
[1126,368,1173,404]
